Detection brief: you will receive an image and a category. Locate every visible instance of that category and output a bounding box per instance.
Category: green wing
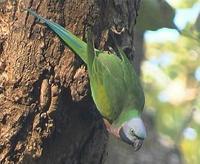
[90,53,125,122]
[90,51,145,122]
[86,29,144,122]
[117,47,145,114]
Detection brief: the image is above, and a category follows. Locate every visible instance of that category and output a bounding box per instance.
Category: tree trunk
[0,0,141,163]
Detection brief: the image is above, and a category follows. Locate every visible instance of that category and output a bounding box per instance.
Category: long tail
[86,29,96,73]
[26,9,87,63]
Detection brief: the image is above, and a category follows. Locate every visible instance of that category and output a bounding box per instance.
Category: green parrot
[26,9,147,151]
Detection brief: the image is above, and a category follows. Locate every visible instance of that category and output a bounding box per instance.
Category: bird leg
[103,119,120,138]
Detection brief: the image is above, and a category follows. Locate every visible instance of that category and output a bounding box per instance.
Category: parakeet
[26,9,147,151]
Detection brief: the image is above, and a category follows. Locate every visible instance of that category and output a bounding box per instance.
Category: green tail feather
[26,9,88,63]
[86,29,96,72]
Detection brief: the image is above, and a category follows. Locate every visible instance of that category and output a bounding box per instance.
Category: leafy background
[139,0,200,163]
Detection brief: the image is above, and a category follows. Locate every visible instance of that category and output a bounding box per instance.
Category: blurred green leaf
[168,0,199,8]
[142,14,200,164]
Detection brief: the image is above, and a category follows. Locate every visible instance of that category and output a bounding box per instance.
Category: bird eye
[129,128,135,135]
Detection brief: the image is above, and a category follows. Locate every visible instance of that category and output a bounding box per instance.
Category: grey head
[119,117,147,151]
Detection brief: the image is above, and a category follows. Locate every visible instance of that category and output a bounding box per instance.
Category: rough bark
[0,0,140,163]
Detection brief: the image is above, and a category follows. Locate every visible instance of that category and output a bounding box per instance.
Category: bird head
[104,117,146,151]
[119,117,147,151]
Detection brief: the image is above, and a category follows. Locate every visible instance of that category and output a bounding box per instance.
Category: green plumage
[27,9,145,127]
